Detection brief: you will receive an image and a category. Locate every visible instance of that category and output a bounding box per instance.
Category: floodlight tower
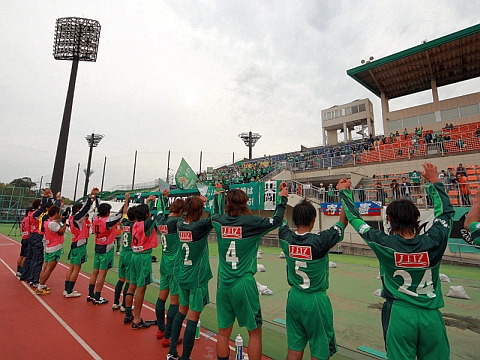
[50,17,101,195]
[83,133,104,197]
[238,131,261,160]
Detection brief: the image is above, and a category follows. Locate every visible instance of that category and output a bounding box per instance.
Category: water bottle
[195,320,201,339]
[235,334,243,360]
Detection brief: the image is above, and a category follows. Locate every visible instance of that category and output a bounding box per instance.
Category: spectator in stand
[395,130,400,142]
[456,137,465,149]
[397,148,403,157]
[400,177,413,201]
[416,195,425,209]
[389,133,395,143]
[439,170,447,185]
[425,131,433,144]
[476,127,480,138]
[403,128,409,140]
[326,184,335,203]
[446,168,455,189]
[318,183,325,202]
[415,127,423,137]
[390,179,400,201]
[457,173,471,206]
[456,163,467,177]
[357,183,366,202]
[375,181,385,205]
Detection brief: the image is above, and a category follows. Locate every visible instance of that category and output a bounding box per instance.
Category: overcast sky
[1,1,479,198]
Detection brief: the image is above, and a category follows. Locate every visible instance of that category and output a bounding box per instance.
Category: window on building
[441,108,459,121]
[359,103,366,112]
[388,119,403,131]
[419,113,435,125]
[403,116,418,127]
[345,107,352,115]
[352,106,358,114]
[459,104,480,117]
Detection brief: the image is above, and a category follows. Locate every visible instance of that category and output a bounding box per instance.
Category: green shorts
[93,248,114,271]
[130,251,152,287]
[69,244,87,265]
[178,284,209,313]
[216,275,261,331]
[286,288,337,360]
[160,273,179,295]
[44,248,62,263]
[382,301,449,360]
[118,250,133,280]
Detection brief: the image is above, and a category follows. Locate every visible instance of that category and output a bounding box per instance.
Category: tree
[9,177,36,190]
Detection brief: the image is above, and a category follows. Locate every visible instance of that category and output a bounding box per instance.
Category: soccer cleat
[166,353,179,360]
[15,272,21,277]
[35,288,51,295]
[132,319,151,330]
[120,305,126,312]
[93,297,109,305]
[64,291,82,298]
[145,319,157,326]
[124,315,134,325]
[86,295,95,302]
[162,337,183,348]
[63,290,67,296]
[112,303,121,311]
[156,329,164,339]
[30,282,38,288]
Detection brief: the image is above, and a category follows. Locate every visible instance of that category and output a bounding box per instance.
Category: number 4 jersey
[339,182,455,309]
[279,221,344,292]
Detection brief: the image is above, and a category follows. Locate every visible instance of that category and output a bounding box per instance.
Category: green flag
[175,158,197,189]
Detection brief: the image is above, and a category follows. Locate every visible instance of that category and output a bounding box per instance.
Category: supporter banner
[175,158,197,189]
[321,201,381,216]
[261,180,281,210]
[230,183,261,210]
[203,185,217,213]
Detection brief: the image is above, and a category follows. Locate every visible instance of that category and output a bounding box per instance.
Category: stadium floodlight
[50,17,101,195]
[83,133,104,196]
[238,131,262,160]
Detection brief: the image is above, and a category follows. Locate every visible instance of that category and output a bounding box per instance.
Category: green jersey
[120,216,134,252]
[157,215,182,276]
[279,221,344,293]
[470,222,480,246]
[340,182,454,309]
[212,196,287,289]
[176,218,213,289]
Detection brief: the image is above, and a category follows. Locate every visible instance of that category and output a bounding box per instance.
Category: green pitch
[3,224,479,359]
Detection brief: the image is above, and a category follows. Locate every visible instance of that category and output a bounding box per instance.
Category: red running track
[0,234,268,360]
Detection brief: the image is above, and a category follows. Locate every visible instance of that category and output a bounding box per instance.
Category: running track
[0,234,267,359]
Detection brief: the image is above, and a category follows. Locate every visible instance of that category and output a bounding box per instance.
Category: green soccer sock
[156,298,166,331]
[88,284,95,297]
[114,280,124,304]
[165,304,179,338]
[169,312,186,356]
[181,319,198,360]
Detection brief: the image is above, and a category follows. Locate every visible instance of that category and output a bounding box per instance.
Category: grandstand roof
[347,23,480,99]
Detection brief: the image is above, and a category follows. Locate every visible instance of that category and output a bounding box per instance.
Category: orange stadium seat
[468,175,477,182]
[467,169,476,175]
[450,198,459,205]
[470,183,479,189]
[448,190,458,197]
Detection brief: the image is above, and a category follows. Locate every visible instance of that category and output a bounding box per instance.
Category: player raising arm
[279,199,347,360]
[337,162,454,360]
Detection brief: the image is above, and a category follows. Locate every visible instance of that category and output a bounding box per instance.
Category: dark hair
[127,206,136,221]
[97,203,112,217]
[386,199,420,235]
[134,204,150,221]
[32,199,41,209]
[225,189,252,216]
[169,198,185,215]
[25,206,33,217]
[48,205,61,218]
[71,203,82,215]
[184,196,204,222]
[292,199,316,227]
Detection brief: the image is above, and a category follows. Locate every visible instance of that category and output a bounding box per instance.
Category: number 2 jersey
[339,182,454,309]
[211,196,287,289]
[279,221,344,292]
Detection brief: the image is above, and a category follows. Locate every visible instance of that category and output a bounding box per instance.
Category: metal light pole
[238,131,262,160]
[83,133,104,196]
[50,17,101,195]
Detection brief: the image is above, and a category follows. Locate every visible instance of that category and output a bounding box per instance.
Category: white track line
[0,234,233,349]
[0,257,102,360]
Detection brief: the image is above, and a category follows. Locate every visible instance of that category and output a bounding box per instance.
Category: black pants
[27,233,44,284]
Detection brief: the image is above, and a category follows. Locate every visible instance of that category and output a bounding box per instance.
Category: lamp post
[50,17,101,195]
[83,133,104,197]
[238,131,261,160]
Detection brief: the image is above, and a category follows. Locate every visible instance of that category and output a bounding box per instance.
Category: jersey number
[182,243,192,266]
[393,269,435,298]
[295,260,310,289]
[122,232,129,247]
[225,241,239,269]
